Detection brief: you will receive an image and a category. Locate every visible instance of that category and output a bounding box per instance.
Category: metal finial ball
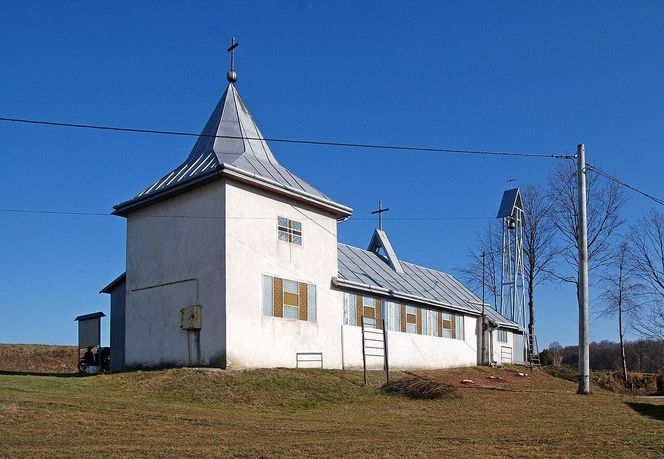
[226,70,238,83]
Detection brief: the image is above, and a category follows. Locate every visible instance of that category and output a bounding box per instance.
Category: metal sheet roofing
[336,242,519,329]
[114,83,349,216]
[496,187,524,223]
[75,312,106,322]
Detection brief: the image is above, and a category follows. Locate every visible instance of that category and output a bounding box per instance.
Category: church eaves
[113,81,351,217]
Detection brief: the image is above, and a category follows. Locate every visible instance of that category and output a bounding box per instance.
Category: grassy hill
[1,345,663,458]
[0,344,78,374]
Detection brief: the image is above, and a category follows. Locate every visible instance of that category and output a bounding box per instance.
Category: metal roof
[496,187,525,225]
[336,242,519,329]
[75,311,106,322]
[100,272,126,294]
[113,82,351,217]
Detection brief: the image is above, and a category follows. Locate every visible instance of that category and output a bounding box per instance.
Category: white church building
[101,54,522,372]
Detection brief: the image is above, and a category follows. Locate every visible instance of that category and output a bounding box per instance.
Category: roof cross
[226,37,239,83]
[371,201,390,231]
[506,177,516,186]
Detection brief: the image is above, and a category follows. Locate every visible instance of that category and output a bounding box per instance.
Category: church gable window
[262,275,315,322]
[277,216,302,245]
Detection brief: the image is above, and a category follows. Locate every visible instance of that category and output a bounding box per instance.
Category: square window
[497,329,508,343]
[277,216,302,246]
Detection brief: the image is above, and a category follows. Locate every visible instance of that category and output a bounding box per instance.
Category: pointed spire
[368,229,404,274]
[114,60,352,218]
[226,37,239,83]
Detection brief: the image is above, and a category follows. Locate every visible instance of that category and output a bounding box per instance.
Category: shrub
[381,377,456,400]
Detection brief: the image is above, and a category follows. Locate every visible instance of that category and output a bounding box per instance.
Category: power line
[0,116,573,159]
[0,207,492,221]
[587,163,664,207]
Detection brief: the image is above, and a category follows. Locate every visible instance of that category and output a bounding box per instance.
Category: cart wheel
[77,361,87,373]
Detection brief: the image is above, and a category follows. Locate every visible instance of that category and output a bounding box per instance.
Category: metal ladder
[528,333,541,368]
[361,317,389,385]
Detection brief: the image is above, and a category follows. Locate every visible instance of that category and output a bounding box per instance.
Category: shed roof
[113,82,351,217]
[75,311,105,322]
[335,242,519,329]
[100,272,126,294]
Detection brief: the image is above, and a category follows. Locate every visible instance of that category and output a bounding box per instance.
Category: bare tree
[547,161,628,286]
[522,184,558,338]
[457,222,501,308]
[629,210,664,341]
[548,341,564,366]
[597,241,644,381]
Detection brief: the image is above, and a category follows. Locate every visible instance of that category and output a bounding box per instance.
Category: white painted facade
[124,180,227,368]
[121,174,493,370]
[341,315,479,370]
[224,180,344,369]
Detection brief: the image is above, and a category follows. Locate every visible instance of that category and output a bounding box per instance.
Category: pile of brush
[381,376,456,400]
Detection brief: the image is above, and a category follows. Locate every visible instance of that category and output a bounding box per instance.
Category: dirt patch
[407,365,567,392]
[0,344,77,374]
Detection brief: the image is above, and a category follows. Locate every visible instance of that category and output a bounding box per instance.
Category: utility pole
[481,251,486,365]
[577,144,590,394]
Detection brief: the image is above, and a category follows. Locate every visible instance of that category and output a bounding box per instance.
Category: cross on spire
[371,201,390,230]
[506,177,516,186]
[226,37,239,83]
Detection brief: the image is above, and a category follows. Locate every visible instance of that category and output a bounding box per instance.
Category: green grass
[1,366,663,458]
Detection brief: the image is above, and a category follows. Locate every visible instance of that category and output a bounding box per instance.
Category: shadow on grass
[0,370,82,378]
[626,402,664,421]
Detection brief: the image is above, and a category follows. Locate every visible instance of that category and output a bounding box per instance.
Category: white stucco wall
[124,181,226,368]
[224,181,344,369]
[341,314,479,370]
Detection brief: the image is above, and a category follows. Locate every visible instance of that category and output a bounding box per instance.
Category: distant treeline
[544,340,664,373]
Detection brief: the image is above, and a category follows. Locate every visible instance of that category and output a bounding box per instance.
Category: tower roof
[496,187,525,226]
[113,82,351,217]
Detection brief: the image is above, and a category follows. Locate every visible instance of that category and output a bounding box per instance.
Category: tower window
[277,216,302,245]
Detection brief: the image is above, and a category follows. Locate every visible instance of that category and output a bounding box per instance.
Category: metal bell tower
[497,188,527,330]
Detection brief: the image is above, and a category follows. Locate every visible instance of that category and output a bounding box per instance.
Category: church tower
[113,40,351,369]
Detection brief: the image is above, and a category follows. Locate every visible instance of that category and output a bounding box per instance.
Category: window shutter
[456,314,464,340]
[375,299,382,330]
[451,314,456,339]
[273,277,283,318]
[298,282,308,321]
[400,304,406,332]
[262,275,274,316]
[355,295,363,327]
[307,284,316,322]
[437,311,443,337]
[416,307,422,335]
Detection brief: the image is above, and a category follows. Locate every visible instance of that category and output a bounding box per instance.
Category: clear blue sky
[1,2,663,348]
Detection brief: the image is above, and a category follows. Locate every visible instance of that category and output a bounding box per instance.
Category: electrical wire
[0,116,573,159]
[0,207,492,221]
[586,163,664,207]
